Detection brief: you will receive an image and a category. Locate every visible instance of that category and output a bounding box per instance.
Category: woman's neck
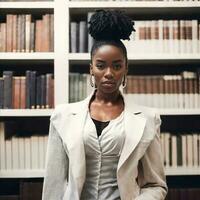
[94,89,122,105]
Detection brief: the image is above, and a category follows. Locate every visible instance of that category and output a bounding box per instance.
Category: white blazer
[42,92,168,200]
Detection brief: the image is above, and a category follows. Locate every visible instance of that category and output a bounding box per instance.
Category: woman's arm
[42,121,69,200]
[135,113,168,200]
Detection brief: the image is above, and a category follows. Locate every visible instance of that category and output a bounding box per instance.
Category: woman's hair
[88,9,135,65]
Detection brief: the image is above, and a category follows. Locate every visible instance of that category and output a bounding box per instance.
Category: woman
[42,9,168,200]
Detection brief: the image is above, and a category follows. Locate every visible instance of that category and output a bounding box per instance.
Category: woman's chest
[83,112,125,156]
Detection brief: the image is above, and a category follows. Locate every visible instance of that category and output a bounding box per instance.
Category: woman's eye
[96,64,105,69]
[113,64,122,70]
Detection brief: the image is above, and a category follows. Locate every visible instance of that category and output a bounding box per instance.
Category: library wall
[0,0,200,199]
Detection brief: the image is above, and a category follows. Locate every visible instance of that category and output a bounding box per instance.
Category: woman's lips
[102,81,116,87]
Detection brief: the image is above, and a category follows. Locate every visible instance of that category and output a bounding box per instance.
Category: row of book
[69,72,200,108]
[124,20,200,54]
[0,71,54,109]
[0,180,43,200]
[69,72,93,103]
[165,188,200,200]
[161,132,200,168]
[70,18,200,54]
[1,187,200,200]
[1,120,200,172]
[0,14,54,52]
[0,122,48,171]
[124,70,200,108]
[1,70,200,109]
[125,71,200,94]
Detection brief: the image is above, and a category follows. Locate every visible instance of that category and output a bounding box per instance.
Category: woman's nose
[104,67,114,78]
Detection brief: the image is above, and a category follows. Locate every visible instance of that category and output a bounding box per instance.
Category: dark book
[79,21,87,53]
[4,118,49,138]
[50,75,54,108]
[0,78,4,108]
[169,134,172,166]
[25,70,31,108]
[177,134,182,166]
[36,75,41,109]
[3,71,13,109]
[30,71,36,109]
[20,181,43,200]
[0,195,19,200]
[70,22,79,53]
[41,75,46,109]
[180,188,189,200]
[197,68,200,94]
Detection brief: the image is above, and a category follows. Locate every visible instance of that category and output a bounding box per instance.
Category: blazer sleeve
[135,112,168,200]
[42,121,69,200]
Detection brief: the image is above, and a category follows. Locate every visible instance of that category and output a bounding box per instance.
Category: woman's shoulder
[130,103,162,141]
[50,100,86,121]
[127,100,160,120]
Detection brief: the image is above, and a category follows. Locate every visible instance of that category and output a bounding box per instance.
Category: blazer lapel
[117,97,147,171]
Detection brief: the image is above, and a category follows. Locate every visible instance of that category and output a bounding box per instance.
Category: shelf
[0,167,199,178]
[69,53,200,64]
[69,2,200,15]
[0,53,54,60]
[158,109,200,115]
[0,109,53,117]
[165,167,200,176]
[69,1,200,9]
[0,169,45,178]
[0,2,54,9]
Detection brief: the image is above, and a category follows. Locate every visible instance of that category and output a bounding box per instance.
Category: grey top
[80,111,125,200]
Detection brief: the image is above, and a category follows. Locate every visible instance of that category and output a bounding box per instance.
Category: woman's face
[90,45,128,94]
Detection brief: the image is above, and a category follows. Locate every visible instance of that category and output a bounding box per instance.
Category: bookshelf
[0,52,54,60]
[0,0,200,199]
[67,0,200,178]
[0,167,199,178]
[0,109,53,117]
[0,2,55,9]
